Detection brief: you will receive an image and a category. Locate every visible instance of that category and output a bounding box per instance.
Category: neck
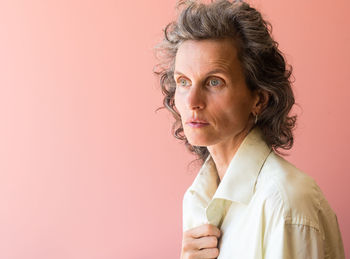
[207,126,253,181]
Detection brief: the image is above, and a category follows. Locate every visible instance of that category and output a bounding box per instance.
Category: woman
[154,0,345,258]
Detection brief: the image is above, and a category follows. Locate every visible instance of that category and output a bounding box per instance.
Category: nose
[186,84,205,110]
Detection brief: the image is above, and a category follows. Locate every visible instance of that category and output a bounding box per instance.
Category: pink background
[0,0,348,258]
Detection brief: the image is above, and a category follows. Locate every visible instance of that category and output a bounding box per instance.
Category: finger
[188,224,221,239]
[193,236,218,250]
[195,247,220,259]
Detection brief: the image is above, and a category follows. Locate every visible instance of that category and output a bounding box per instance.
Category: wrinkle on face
[175,40,245,88]
[174,38,256,150]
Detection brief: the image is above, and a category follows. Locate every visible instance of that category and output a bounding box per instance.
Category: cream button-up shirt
[183,127,345,259]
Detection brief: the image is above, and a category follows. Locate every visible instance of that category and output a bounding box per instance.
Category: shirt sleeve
[264,223,324,259]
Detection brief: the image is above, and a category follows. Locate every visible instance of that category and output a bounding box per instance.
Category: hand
[180,223,221,259]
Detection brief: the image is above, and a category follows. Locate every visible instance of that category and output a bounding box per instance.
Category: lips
[188,121,209,125]
[185,118,210,128]
[186,118,209,124]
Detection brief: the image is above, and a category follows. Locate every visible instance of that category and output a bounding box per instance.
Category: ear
[252,90,269,115]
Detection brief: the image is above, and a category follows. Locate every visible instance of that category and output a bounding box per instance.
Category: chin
[183,128,217,147]
[186,136,214,147]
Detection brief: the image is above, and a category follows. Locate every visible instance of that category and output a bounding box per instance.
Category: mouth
[186,121,210,128]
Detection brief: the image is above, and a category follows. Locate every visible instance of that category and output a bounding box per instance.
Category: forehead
[175,38,240,73]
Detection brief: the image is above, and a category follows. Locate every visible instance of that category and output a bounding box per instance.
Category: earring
[255,114,258,124]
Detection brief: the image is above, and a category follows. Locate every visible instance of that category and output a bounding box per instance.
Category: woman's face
[174,38,259,147]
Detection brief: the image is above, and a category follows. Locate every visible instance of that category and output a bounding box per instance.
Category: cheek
[214,101,250,126]
[174,90,184,115]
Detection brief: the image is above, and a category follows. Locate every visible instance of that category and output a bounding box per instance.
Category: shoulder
[256,152,330,231]
[255,152,345,257]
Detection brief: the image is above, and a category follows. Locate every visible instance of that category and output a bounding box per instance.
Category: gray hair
[154,0,297,162]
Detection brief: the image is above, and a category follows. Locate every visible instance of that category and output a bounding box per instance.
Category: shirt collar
[189,127,272,205]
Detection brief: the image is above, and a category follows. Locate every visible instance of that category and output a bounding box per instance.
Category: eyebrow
[174,68,229,76]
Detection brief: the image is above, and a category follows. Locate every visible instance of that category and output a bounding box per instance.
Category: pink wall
[0,0,348,258]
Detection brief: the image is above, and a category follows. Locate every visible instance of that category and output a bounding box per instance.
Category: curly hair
[154,0,297,163]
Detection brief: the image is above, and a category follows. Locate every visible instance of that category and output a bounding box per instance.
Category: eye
[207,78,224,87]
[177,77,190,87]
